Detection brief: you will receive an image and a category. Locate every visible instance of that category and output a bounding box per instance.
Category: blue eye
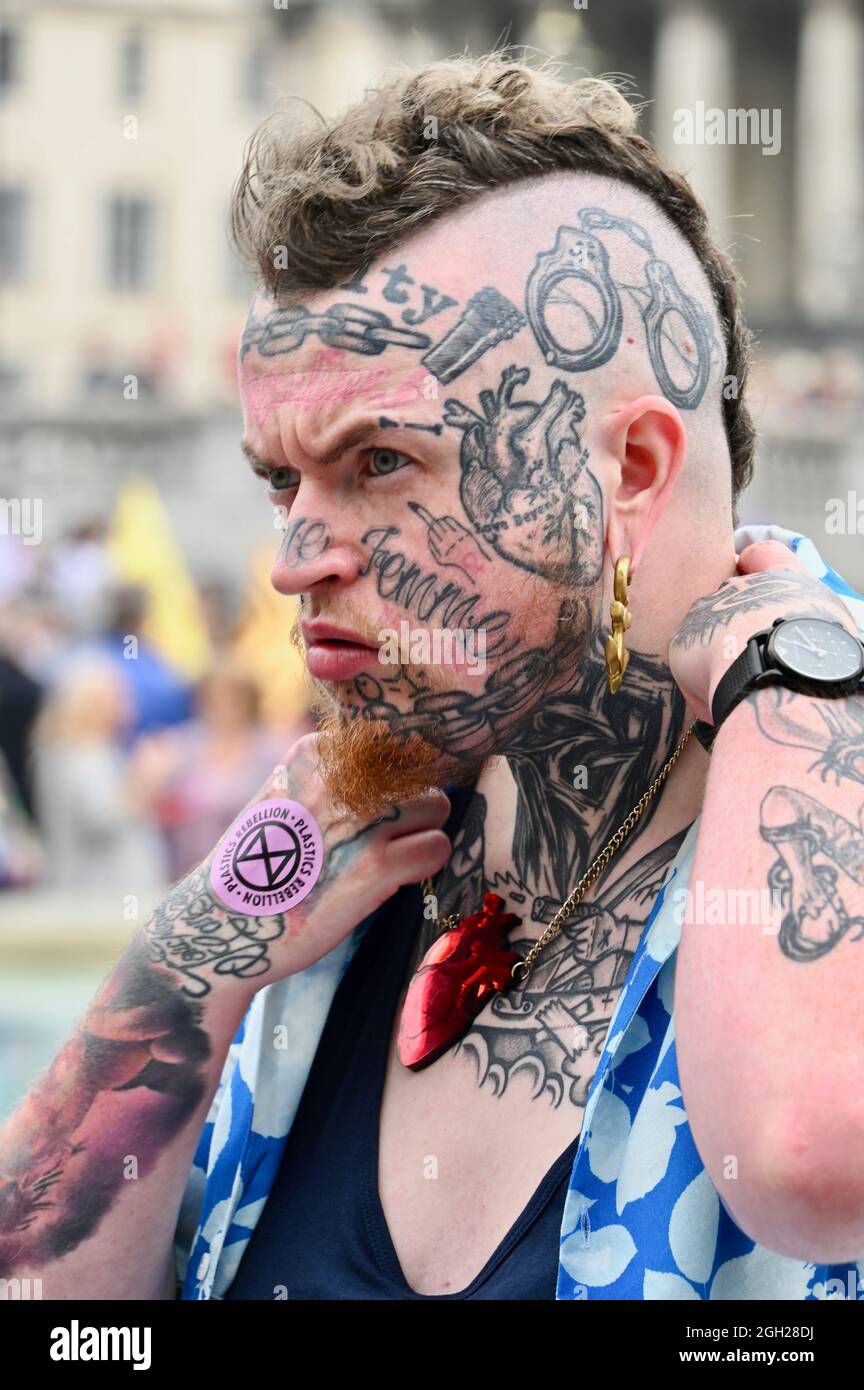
[368,447,410,477]
[267,467,299,492]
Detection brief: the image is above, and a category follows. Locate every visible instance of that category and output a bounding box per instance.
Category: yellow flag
[230,544,312,725]
[107,475,210,680]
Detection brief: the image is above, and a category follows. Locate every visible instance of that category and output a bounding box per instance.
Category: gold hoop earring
[605,555,632,695]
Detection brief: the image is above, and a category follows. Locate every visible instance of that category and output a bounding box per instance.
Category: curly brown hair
[230,53,755,513]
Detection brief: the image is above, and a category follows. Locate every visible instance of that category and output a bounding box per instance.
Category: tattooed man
[3,55,864,1303]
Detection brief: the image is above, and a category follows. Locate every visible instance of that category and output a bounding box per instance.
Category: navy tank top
[224,786,581,1300]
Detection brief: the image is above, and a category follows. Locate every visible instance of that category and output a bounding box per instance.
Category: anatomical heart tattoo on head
[443,364,604,586]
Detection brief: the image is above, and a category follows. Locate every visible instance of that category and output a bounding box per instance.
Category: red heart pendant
[397,892,522,1070]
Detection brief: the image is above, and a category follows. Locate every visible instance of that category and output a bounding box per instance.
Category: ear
[605,395,687,573]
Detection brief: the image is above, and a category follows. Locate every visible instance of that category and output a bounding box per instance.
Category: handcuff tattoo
[526,207,719,409]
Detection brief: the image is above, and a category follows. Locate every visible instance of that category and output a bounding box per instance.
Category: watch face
[767,617,864,683]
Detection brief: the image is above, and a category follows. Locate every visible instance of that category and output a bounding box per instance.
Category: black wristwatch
[692,615,864,752]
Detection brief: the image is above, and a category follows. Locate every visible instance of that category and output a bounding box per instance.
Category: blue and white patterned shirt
[174,523,864,1301]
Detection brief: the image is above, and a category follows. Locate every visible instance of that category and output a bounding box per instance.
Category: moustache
[290,601,459,694]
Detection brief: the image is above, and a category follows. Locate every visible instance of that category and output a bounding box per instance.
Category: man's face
[237,254,607,801]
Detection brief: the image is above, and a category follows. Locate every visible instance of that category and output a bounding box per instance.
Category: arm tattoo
[754,688,864,960]
[142,798,395,1001]
[0,933,210,1266]
[762,785,864,961]
[0,770,394,1269]
[142,863,289,997]
[669,572,848,650]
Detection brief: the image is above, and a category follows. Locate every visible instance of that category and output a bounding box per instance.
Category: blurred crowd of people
[749,346,864,427]
[0,520,313,895]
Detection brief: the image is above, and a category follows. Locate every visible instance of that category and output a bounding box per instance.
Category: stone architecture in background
[0,0,862,581]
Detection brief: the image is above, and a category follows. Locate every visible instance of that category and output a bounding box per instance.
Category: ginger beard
[288,568,602,820]
[289,606,488,819]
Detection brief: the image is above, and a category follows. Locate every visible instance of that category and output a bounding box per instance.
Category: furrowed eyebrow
[314,421,383,465]
[241,421,391,473]
[241,440,273,474]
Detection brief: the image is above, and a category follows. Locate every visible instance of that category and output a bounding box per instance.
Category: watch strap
[693,633,768,752]
[711,632,768,726]
[691,619,864,754]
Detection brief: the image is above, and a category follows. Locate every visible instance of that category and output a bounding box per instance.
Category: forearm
[0,730,453,1298]
[0,871,258,1299]
[676,685,864,1262]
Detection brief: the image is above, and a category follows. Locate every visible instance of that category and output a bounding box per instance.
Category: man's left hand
[667,539,858,722]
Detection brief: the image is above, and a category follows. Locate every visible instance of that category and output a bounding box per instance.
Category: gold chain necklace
[398,719,696,1069]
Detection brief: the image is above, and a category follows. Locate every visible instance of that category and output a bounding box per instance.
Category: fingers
[387,789,451,838]
[272,731,317,781]
[429,521,457,552]
[736,541,808,576]
[385,829,452,885]
[408,501,435,528]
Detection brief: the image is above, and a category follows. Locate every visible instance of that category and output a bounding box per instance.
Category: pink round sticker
[210,798,324,914]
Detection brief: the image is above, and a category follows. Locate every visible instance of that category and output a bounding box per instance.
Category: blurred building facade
[1,0,862,582]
